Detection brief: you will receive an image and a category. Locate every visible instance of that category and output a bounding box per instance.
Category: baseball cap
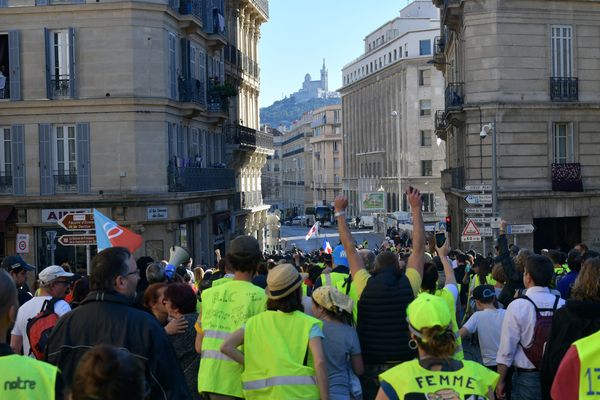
[473,284,496,301]
[39,265,74,285]
[1,255,34,272]
[407,293,451,331]
[228,235,261,256]
[332,245,348,267]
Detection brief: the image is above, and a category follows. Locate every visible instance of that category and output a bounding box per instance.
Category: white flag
[305,221,320,241]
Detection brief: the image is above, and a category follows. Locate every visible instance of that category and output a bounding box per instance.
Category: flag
[305,221,320,241]
[323,240,332,254]
[93,209,143,254]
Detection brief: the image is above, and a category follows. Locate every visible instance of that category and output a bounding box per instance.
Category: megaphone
[169,246,191,267]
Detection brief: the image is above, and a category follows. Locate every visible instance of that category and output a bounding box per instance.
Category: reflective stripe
[243,375,317,390]
[201,350,234,362]
[325,274,332,286]
[203,329,230,339]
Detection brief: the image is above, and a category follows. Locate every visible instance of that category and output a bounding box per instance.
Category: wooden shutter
[39,124,54,195]
[68,27,76,98]
[11,125,25,195]
[8,31,21,101]
[44,28,52,99]
[76,123,90,193]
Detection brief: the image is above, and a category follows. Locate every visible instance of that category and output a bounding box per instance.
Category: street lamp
[293,157,299,216]
[392,110,401,212]
[480,122,498,216]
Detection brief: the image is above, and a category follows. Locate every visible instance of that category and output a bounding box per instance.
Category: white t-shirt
[463,307,506,366]
[11,296,71,356]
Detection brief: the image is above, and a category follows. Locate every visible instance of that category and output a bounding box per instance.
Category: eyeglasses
[54,280,70,286]
[123,270,140,277]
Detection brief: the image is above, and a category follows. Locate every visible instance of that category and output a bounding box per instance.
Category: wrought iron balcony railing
[179,78,206,106]
[550,77,578,102]
[434,36,445,57]
[179,0,204,21]
[226,124,273,150]
[441,167,464,191]
[552,162,583,192]
[54,171,77,193]
[0,173,12,194]
[0,83,9,99]
[445,82,464,110]
[168,166,235,192]
[435,110,448,131]
[50,76,70,98]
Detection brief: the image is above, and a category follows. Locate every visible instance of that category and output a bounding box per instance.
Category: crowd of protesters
[1,186,600,399]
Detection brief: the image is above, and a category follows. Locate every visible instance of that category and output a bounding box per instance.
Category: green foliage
[260,97,341,128]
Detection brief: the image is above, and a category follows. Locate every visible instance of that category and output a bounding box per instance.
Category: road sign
[507,224,535,234]
[58,213,95,231]
[58,234,97,246]
[465,184,492,191]
[468,217,491,224]
[462,219,481,236]
[464,207,493,214]
[462,235,482,242]
[465,194,493,205]
[46,230,57,243]
[490,217,502,229]
[16,234,29,253]
[480,227,493,237]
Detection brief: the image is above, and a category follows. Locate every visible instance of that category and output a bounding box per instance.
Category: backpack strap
[519,295,540,314]
[43,297,61,314]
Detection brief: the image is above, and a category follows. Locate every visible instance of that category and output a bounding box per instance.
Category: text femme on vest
[414,374,478,390]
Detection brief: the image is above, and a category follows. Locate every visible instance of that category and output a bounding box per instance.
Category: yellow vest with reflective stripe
[243,310,323,399]
[379,359,499,399]
[335,275,359,323]
[320,271,347,288]
[436,287,464,360]
[574,330,600,399]
[198,280,266,397]
[0,354,57,400]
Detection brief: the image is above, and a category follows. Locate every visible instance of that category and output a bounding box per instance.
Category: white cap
[39,265,74,285]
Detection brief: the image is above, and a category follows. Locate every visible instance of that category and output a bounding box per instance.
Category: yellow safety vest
[436,287,464,360]
[198,280,267,397]
[574,330,600,399]
[335,275,359,323]
[320,271,348,288]
[379,359,499,399]
[211,276,233,288]
[243,310,323,400]
[0,354,57,400]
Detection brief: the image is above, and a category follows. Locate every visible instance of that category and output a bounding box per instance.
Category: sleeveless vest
[357,266,415,364]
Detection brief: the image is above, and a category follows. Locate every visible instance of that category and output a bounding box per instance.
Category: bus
[314,206,334,227]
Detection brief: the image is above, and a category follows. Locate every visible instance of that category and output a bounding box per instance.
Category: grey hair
[146,261,166,284]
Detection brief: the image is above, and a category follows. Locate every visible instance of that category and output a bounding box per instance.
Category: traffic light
[445,216,452,233]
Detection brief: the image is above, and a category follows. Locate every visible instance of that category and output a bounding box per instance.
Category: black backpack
[518,295,560,368]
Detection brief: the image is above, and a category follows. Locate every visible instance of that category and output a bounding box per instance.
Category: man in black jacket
[45,247,191,400]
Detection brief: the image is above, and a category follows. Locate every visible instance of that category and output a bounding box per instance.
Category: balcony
[550,77,578,102]
[226,124,273,151]
[441,0,462,30]
[0,84,9,100]
[435,110,448,140]
[168,166,235,192]
[552,163,583,192]
[445,82,464,110]
[179,0,204,21]
[433,36,446,62]
[0,173,12,194]
[179,78,206,106]
[54,171,77,193]
[440,167,464,192]
[50,76,70,99]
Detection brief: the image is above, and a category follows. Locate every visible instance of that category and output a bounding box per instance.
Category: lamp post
[293,157,299,216]
[392,110,401,212]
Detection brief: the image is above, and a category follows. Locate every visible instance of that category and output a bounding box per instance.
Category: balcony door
[551,26,573,78]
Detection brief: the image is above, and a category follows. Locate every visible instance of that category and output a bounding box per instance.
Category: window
[421,160,432,176]
[399,46,402,58]
[334,158,340,169]
[333,141,339,152]
[419,69,431,86]
[46,29,74,98]
[419,100,432,116]
[394,49,397,60]
[551,26,573,77]
[168,32,177,99]
[420,130,432,147]
[553,122,574,164]
[419,39,431,56]
[54,125,76,175]
[0,127,11,179]
[422,193,435,213]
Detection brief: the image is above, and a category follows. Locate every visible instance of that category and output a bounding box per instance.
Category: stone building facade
[0,0,271,269]
[433,0,600,252]
[340,0,447,223]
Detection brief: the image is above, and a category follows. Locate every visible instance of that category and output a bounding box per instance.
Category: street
[278,224,385,252]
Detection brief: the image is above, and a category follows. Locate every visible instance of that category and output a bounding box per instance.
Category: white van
[359,215,374,229]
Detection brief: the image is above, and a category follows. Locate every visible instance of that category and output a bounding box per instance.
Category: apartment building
[432,0,600,251]
[0,0,270,268]
[340,0,447,223]
[309,104,343,206]
[262,126,284,210]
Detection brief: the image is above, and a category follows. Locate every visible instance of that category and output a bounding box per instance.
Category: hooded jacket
[45,291,192,400]
[540,299,600,400]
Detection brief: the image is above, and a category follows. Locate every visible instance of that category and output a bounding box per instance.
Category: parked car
[359,215,374,229]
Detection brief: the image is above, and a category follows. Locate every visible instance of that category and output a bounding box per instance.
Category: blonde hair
[571,257,600,302]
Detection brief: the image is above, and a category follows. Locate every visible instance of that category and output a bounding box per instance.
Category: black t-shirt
[17,286,33,306]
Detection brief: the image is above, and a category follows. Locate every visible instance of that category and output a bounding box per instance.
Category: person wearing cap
[376,293,499,399]
[2,255,35,306]
[459,284,506,371]
[10,265,73,356]
[312,286,364,400]
[220,263,329,400]
[0,270,64,399]
[334,188,426,399]
[45,247,192,399]
[195,235,267,400]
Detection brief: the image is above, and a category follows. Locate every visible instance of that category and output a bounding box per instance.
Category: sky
[259,0,413,108]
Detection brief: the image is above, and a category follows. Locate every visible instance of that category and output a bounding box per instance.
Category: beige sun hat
[312,286,354,314]
[265,263,306,300]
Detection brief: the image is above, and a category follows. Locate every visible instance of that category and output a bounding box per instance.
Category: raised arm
[436,239,457,286]
[406,186,425,279]
[334,196,364,278]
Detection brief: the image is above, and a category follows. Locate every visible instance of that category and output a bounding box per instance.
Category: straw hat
[265,263,305,300]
